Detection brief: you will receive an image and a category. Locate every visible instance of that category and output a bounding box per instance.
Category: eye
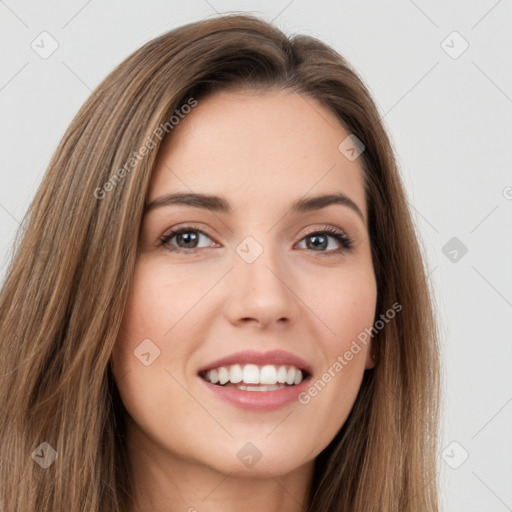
[159,225,217,252]
[158,224,353,255]
[296,226,353,255]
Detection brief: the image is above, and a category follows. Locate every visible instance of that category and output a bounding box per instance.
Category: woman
[0,13,440,512]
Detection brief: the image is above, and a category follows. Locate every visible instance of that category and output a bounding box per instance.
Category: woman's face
[112,88,377,480]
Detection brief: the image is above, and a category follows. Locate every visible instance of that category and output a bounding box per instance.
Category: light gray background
[1,1,511,510]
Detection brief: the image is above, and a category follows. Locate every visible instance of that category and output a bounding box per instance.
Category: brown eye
[159,227,216,252]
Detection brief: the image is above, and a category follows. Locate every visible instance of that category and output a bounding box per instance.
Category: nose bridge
[224,230,299,326]
[235,231,288,293]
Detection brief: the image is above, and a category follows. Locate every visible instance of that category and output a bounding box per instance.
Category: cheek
[110,261,205,447]
[295,264,376,431]
[113,259,207,363]
[306,262,377,346]
[111,263,184,403]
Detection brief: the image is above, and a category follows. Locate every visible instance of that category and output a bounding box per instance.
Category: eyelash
[158,224,353,256]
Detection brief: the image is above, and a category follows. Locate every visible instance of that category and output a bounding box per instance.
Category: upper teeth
[202,364,304,386]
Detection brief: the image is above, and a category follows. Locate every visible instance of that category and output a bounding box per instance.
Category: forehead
[148,89,367,219]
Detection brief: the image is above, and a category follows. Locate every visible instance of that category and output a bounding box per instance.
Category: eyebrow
[145,191,365,222]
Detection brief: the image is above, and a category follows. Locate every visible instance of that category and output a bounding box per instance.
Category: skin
[111,88,377,512]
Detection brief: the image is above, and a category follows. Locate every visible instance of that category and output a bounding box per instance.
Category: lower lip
[199,377,311,411]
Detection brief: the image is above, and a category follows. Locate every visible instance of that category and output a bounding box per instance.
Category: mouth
[199,363,310,392]
[196,350,312,410]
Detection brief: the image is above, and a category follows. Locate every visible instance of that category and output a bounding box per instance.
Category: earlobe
[365,347,377,369]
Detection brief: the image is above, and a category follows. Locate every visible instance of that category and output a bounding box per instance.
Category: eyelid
[301,224,346,237]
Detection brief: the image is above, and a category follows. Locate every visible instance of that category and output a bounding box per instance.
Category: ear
[365,344,377,369]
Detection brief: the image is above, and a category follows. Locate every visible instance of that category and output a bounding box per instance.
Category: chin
[190,436,317,478]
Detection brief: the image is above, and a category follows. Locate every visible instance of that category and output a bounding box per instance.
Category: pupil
[308,235,326,250]
[179,232,198,248]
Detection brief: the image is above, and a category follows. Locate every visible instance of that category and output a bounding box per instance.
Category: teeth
[218,366,229,385]
[202,364,305,387]
[238,384,285,392]
[242,364,259,384]
[229,364,242,384]
[260,365,277,385]
[276,366,288,383]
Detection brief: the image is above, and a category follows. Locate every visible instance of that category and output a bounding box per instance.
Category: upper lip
[197,349,313,376]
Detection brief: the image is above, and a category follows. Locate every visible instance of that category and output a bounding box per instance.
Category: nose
[222,241,300,329]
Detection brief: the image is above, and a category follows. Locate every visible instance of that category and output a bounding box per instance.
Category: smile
[200,364,306,391]
[197,349,313,410]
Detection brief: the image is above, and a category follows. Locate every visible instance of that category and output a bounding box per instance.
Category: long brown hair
[0,13,440,511]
